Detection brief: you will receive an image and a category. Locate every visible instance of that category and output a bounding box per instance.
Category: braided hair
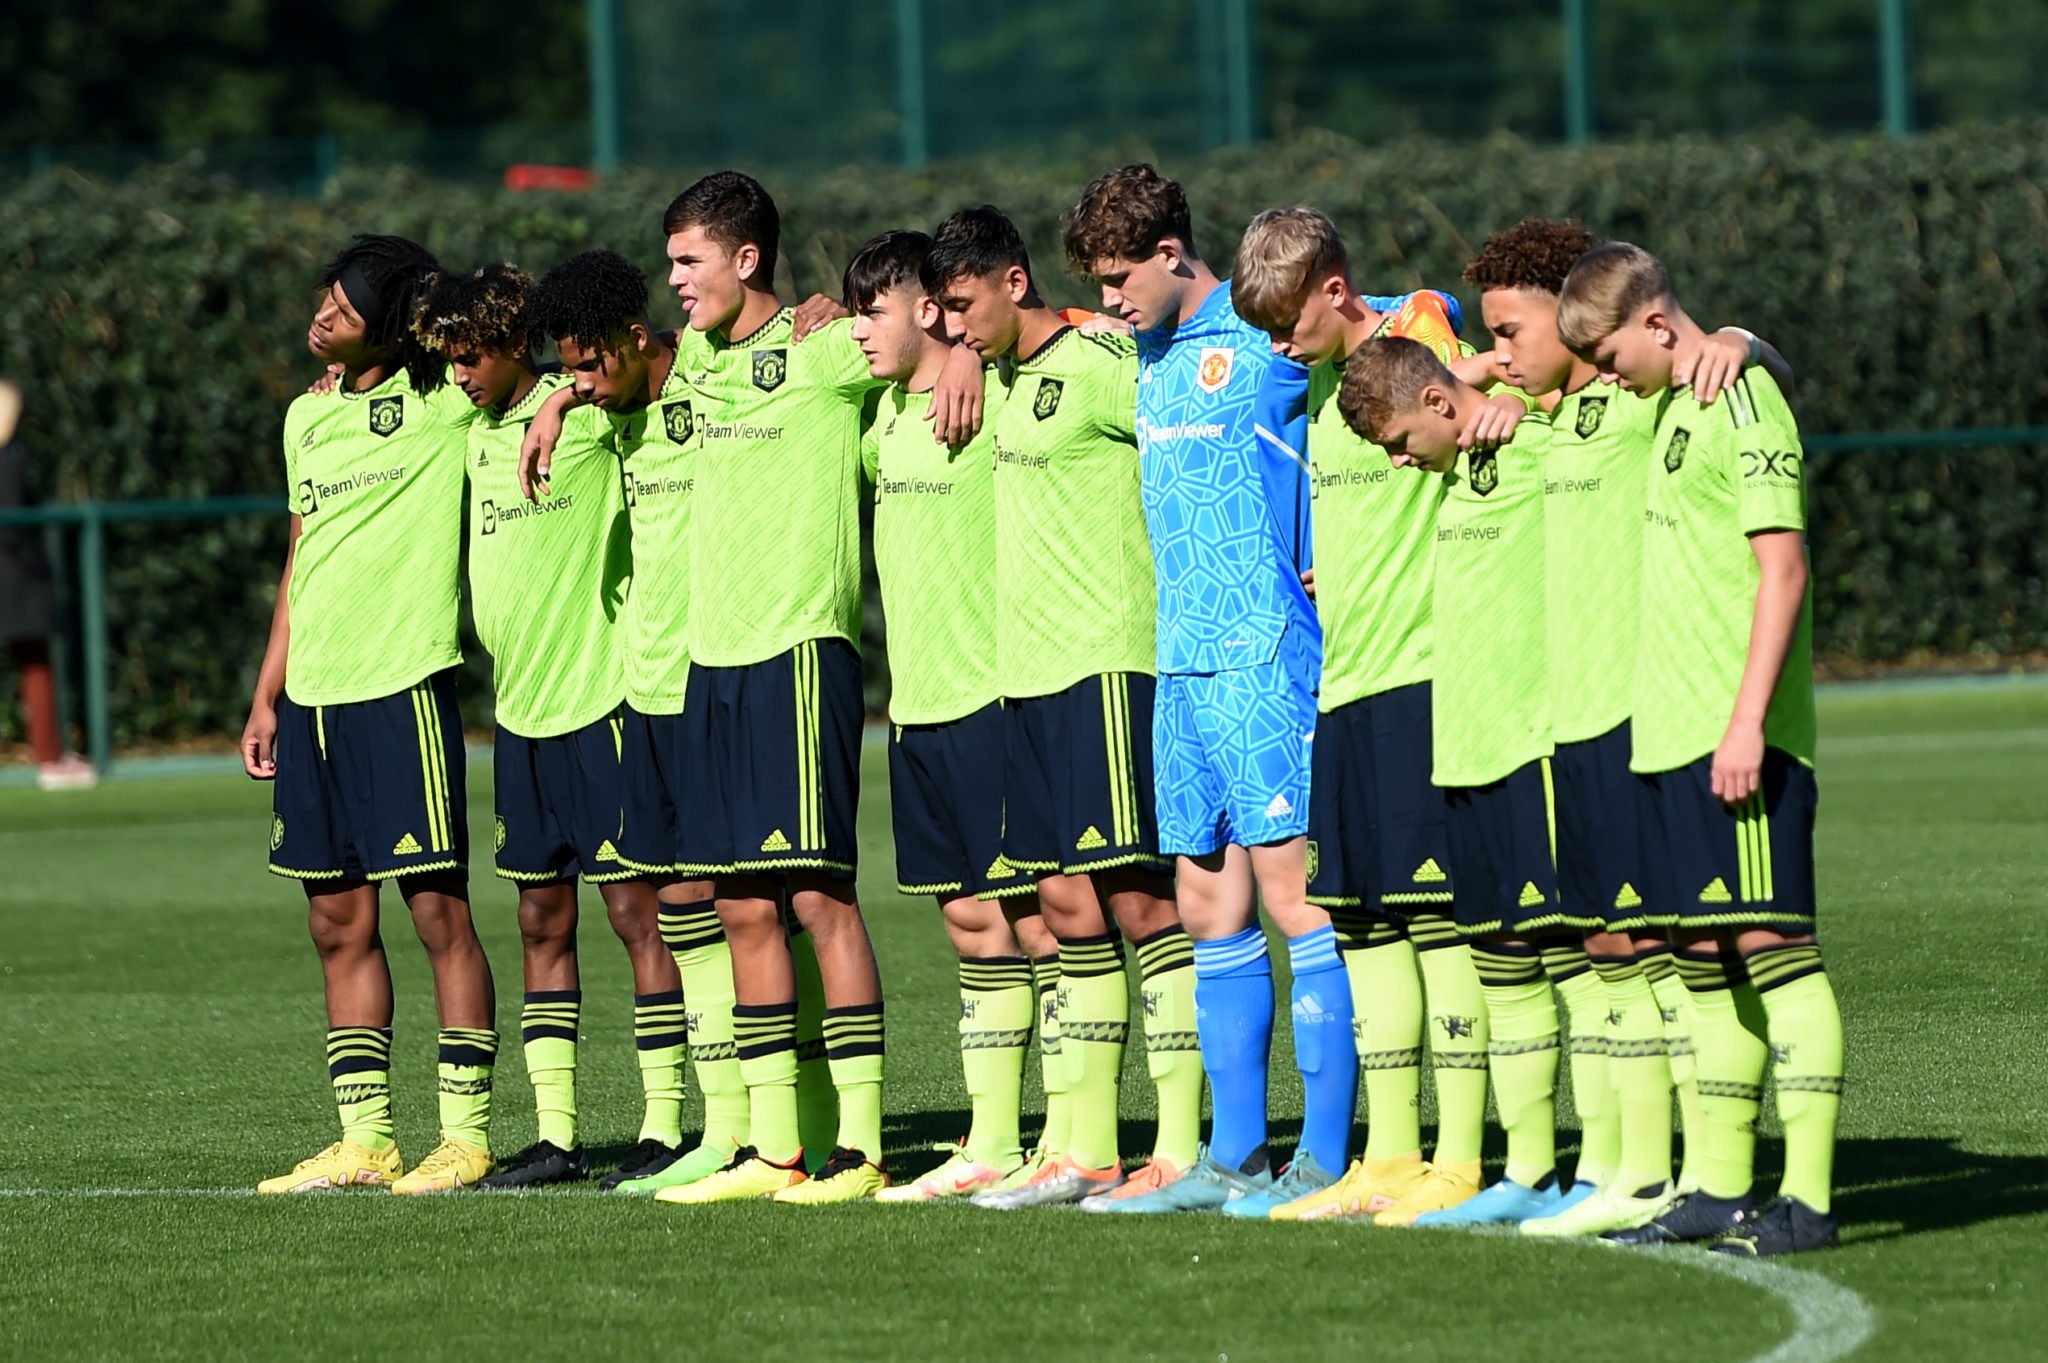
[317,234,447,393]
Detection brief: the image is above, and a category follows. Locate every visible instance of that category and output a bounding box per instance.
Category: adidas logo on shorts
[1517,881,1546,908]
[1699,877,1733,904]
[1614,882,1643,909]
[1075,826,1107,851]
[761,829,792,853]
[1413,858,1447,884]
[393,832,422,856]
[595,840,619,862]
[1264,793,1294,818]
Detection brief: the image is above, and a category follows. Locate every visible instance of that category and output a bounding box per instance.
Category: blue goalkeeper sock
[1288,925,1358,1174]
[1193,926,1274,1171]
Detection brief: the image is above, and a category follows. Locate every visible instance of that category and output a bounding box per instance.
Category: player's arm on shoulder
[926,343,987,449]
[519,385,586,501]
[243,514,301,779]
[791,292,851,342]
[1679,327,1795,406]
[1458,389,1530,451]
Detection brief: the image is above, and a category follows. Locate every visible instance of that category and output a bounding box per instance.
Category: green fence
[4,429,2042,776]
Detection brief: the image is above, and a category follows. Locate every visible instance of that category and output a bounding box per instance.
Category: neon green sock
[1747,945,1843,1213]
[1640,945,1702,1182]
[789,920,837,1168]
[632,990,687,1147]
[1132,926,1201,1168]
[820,1003,884,1159]
[1031,955,1071,1155]
[1335,914,1423,1160]
[1590,956,1674,1192]
[1411,914,1488,1166]
[1057,934,1128,1170]
[1475,946,1559,1188]
[1543,942,1616,1187]
[326,1026,395,1151]
[436,1027,498,1150]
[660,902,747,1153]
[519,993,580,1150]
[1675,949,1769,1200]
[732,1002,801,1164]
[958,957,1032,1168]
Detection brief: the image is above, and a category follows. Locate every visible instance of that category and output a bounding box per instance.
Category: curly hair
[411,262,535,359]
[528,250,650,353]
[1062,163,1198,277]
[1462,217,1598,298]
[318,234,446,392]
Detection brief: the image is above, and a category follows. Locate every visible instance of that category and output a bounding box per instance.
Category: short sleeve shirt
[282,370,473,706]
[467,374,629,738]
[1543,381,1667,744]
[866,370,1008,724]
[683,311,882,668]
[613,339,708,712]
[991,326,1154,698]
[1432,412,1553,789]
[1632,372,1816,773]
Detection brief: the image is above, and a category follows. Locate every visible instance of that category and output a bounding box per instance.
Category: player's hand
[1678,330,1752,406]
[1299,567,1316,598]
[1710,719,1766,806]
[928,344,986,448]
[1459,393,1525,450]
[791,293,850,341]
[1077,313,1134,337]
[519,406,565,501]
[306,363,344,396]
[241,703,279,780]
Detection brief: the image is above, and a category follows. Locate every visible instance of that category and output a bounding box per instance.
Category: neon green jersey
[282,371,474,707]
[1543,381,1667,744]
[614,337,708,712]
[683,311,882,668]
[1431,413,1553,788]
[1633,372,1816,774]
[1307,311,1469,712]
[992,326,1151,698]
[467,374,629,738]
[863,371,1008,724]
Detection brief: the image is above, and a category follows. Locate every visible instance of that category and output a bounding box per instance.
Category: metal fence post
[78,503,111,775]
[1223,0,1256,146]
[588,0,623,171]
[1880,0,1914,137]
[1563,0,1596,144]
[896,0,929,169]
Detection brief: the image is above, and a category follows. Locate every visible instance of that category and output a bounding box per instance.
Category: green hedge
[2,124,2044,743]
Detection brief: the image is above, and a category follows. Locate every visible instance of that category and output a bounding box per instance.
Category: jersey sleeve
[859,392,885,484]
[1089,335,1139,441]
[1252,354,1312,574]
[1727,373,1807,536]
[806,318,887,401]
[424,375,481,429]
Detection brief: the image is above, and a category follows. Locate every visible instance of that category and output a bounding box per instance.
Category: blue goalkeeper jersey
[1137,280,1314,676]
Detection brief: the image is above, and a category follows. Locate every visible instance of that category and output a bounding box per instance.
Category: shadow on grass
[1828,1136,2048,1242]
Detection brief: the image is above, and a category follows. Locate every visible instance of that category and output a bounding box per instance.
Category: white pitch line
[0,1187,257,1198]
[1623,1244,1877,1363]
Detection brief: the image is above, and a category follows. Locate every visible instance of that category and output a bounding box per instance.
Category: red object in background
[504,165,598,193]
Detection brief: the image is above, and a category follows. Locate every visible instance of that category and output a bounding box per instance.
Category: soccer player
[1052,164,1346,1215]
[651,173,981,1205]
[1229,208,1512,1222]
[517,250,753,1194]
[837,229,1059,1201]
[244,235,499,1195]
[1341,336,1583,1228]
[912,204,1187,1210]
[1558,243,1842,1255]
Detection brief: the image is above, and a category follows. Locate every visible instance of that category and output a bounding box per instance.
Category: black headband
[337,261,387,331]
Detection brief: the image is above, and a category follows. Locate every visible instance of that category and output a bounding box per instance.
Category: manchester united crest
[368,395,404,437]
[752,348,787,392]
[1574,395,1608,439]
[1665,427,1690,474]
[1033,378,1063,421]
[1196,346,1234,395]
[662,400,694,444]
[1469,447,1499,496]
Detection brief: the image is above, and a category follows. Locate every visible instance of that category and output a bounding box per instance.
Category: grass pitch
[3,682,2045,1361]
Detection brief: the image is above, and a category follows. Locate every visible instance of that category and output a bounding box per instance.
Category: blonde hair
[1337,335,1456,443]
[1231,206,1349,331]
[1556,241,1673,352]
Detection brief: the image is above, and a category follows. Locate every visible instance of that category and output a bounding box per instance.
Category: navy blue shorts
[1306,682,1454,916]
[1553,721,1660,932]
[616,703,690,877]
[269,672,467,884]
[678,639,862,880]
[493,711,636,886]
[888,702,1018,899]
[1444,755,1583,937]
[1001,672,1169,879]
[1641,747,1818,935]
